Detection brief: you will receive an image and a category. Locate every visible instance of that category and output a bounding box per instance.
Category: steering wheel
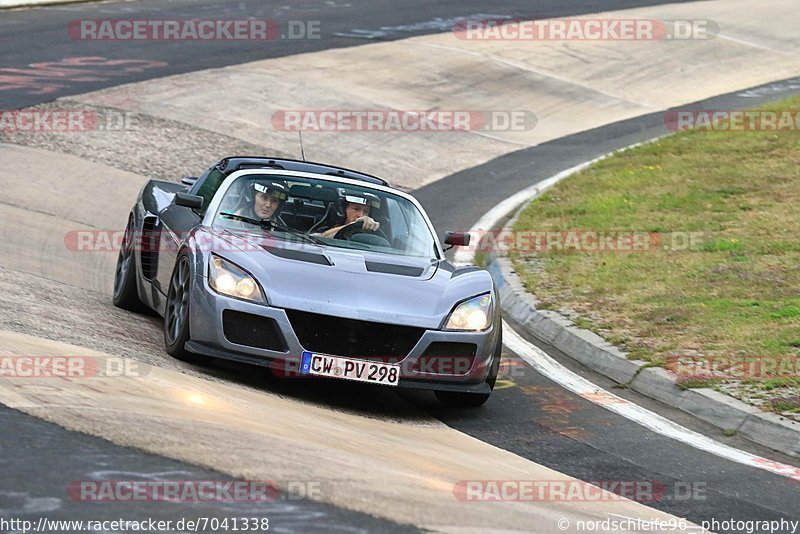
[333,219,390,242]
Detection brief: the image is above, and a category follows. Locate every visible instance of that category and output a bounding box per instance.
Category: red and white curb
[503,322,800,482]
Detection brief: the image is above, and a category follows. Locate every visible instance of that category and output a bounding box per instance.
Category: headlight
[208,254,265,304]
[445,293,493,331]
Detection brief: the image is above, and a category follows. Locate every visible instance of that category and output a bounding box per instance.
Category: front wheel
[435,330,502,408]
[164,255,206,363]
[112,217,145,312]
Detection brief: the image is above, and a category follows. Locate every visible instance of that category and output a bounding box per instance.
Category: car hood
[210,230,491,329]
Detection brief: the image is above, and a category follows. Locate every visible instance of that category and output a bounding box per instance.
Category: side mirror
[174,192,203,209]
[444,231,471,247]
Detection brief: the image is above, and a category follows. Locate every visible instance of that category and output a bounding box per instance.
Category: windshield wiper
[219,212,326,246]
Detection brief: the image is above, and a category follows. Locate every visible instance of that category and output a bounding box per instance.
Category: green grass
[770,397,800,413]
[510,96,800,400]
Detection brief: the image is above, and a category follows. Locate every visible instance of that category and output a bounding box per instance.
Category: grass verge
[509,96,800,416]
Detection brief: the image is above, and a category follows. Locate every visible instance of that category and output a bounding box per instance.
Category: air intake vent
[223,310,287,351]
[413,342,477,375]
[364,261,424,277]
[140,216,160,280]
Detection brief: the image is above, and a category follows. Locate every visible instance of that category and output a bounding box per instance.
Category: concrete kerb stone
[739,412,800,458]
[678,387,761,432]
[481,149,800,459]
[629,367,688,408]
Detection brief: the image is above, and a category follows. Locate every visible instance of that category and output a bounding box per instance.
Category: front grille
[223,310,287,351]
[284,309,424,361]
[413,342,477,375]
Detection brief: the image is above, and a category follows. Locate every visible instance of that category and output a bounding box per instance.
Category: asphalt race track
[0,0,698,109]
[1,0,799,532]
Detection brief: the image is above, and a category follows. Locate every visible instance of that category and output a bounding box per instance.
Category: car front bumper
[187,274,499,393]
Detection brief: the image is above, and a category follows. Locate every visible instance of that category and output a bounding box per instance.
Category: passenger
[241,179,288,221]
[221,178,289,229]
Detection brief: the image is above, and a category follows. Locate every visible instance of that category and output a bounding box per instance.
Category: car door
[153,200,202,298]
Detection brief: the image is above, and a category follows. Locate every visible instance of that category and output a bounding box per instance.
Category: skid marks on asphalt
[0,56,167,96]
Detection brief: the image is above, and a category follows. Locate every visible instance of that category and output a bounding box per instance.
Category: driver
[318,190,381,238]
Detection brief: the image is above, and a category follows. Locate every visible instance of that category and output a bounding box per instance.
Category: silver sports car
[113,157,501,406]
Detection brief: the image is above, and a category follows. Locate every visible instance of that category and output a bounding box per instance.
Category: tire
[435,329,502,408]
[112,217,146,312]
[164,255,206,363]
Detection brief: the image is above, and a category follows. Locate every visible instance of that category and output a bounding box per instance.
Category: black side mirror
[445,231,471,247]
[174,192,203,209]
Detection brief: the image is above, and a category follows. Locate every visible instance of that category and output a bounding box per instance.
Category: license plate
[299,351,399,386]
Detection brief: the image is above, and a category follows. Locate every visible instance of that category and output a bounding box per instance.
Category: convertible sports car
[113,156,501,406]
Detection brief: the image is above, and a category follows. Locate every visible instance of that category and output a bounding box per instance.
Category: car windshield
[212,174,439,259]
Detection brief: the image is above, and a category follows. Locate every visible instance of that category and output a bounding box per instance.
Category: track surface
[0,0,697,109]
[1,0,798,532]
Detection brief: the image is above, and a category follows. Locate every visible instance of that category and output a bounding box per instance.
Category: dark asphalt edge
[0,404,423,533]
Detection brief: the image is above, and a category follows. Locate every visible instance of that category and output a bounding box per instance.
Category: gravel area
[0,268,191,372]
[0,101,289,181]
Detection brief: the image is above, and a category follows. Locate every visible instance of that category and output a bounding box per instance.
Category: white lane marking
[503,321,800,482]
[0,491,61,515]
[737,77,800,98]
[716,33,791,55]
[332,13,512,39]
